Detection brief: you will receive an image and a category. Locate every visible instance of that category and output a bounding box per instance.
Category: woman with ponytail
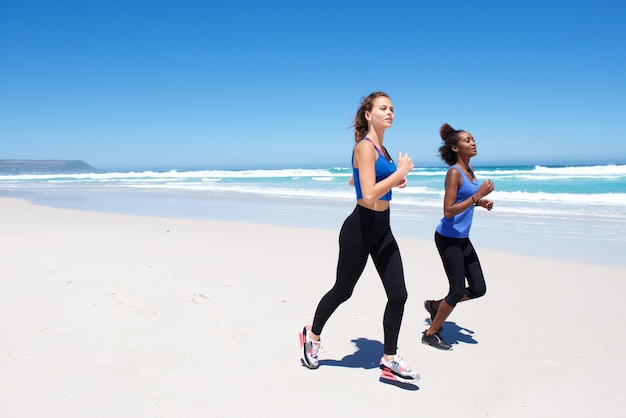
[422,123,494,350]
[299,91,420,382]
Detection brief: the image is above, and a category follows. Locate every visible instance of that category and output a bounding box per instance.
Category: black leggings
[434,231,487,307]
[311,205,408,355]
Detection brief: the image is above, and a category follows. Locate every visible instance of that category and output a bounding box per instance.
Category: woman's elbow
[362,197,376,205]
[361,193,378,205]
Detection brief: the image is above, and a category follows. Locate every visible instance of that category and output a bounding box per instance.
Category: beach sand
[1,197,624,417]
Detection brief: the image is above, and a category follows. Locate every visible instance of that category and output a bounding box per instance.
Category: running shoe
[421,330,453,351]
[424,300,437,322]
[424,300,443,331]
[299,326,320,369]
[379,355,420,381]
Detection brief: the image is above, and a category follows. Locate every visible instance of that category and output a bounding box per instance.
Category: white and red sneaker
[379,355,420,381]
[299,326,320,369]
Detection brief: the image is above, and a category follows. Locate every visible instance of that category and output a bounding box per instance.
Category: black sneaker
[424,300,443,331]
[424,300,437,322]
[421,331,453,351]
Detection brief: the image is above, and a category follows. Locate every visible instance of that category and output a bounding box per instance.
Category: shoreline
[1,197,625,416]
[2,189,625,267]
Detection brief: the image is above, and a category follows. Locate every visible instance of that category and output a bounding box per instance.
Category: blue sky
[1,0,625,170]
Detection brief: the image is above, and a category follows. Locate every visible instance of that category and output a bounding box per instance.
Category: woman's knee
[468,285,486,300]
[388,289,408,307]
[324,284,355,304]
[336,288,354,303]
[445,288,466,307]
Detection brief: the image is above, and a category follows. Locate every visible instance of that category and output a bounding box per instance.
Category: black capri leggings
[311,205,408,355]
[435,231,487,307]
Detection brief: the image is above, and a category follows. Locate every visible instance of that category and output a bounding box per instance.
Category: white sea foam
[1,164,625,220]
[476,164,626,179]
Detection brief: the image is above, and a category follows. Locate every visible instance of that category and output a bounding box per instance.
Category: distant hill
[0,160,98,174]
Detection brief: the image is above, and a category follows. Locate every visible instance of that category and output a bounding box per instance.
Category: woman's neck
[366,127,385,146]
[456,156,470,169]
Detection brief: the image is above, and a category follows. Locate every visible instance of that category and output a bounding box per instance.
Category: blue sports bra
[352,138,397,201]
[436,165,479,238]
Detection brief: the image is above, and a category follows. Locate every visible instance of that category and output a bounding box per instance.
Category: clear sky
[1,0,625,171]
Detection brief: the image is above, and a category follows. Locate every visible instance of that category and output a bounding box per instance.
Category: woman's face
[453,131,477,157]
[366,96,394,129]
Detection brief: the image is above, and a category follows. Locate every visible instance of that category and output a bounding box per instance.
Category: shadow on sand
[424,319,478,346]
[308,322,478,390]
[319,338,419,391]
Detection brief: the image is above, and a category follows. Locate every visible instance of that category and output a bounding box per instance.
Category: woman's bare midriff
[357,199,390,212]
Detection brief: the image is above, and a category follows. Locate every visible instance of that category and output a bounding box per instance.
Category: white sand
[1,197,624,417]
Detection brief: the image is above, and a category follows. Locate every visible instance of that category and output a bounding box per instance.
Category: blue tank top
[352,138,396,201]
[436,165,479,238]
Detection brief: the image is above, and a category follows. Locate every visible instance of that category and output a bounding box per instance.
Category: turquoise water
[1,164,625,265]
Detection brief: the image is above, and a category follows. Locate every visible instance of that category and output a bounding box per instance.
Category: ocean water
[1,164,625,266]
